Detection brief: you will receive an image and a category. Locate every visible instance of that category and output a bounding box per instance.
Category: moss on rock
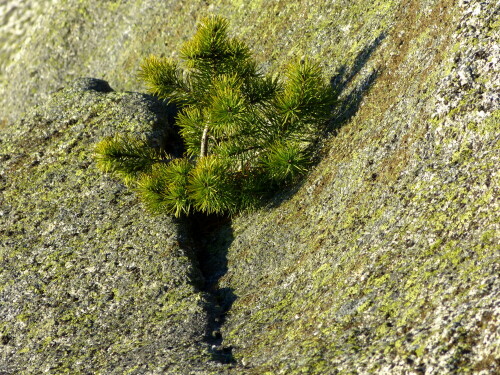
[0,79,235,374]
[213,0,499,373]
[0,0,498,373]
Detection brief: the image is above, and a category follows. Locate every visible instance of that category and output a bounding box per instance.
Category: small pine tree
[95,15,335,216]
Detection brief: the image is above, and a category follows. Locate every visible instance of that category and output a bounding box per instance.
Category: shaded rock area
[0,80,236,374]
[0,0,499,374]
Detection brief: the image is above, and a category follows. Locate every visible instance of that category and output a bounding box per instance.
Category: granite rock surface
[0,0,498,374]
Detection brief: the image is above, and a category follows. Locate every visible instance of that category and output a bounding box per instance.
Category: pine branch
[200,126,209,158]
[177,107,205,157]
[261,141,310,181]
[275,58,334,131]
[95,136,169,185]
[139,56,191,104]
[187,156,237,214]
[136,160,193,216]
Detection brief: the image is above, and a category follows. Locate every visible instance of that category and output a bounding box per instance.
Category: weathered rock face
[219,2,500,371]
[0,0,208,124]
[0,79,236,374]
[1,0,498,374]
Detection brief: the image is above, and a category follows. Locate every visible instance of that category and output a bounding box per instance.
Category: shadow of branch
[328,31,386,133]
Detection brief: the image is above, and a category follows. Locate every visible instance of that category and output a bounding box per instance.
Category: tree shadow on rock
[186,213,237,364]
[328,31,386,133]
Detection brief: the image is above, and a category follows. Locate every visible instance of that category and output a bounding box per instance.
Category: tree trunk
[200,125,209,157]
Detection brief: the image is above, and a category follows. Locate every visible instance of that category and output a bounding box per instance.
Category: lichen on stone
[1,0,498,373]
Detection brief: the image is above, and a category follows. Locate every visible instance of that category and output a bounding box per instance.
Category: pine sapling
[95,15,336,216]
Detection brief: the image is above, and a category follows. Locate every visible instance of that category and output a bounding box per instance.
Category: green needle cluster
[95,15,336,216]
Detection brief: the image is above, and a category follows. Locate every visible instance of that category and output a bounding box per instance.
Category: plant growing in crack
[95,15,336,216]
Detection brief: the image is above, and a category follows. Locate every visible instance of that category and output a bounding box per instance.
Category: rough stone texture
[1,0,499,374]
[0,0,206,124]
[216,1,500,373]
[0,79,236,374]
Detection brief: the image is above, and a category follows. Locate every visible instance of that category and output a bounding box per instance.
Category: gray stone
[0,0,498,373]
[0,81,233,374]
